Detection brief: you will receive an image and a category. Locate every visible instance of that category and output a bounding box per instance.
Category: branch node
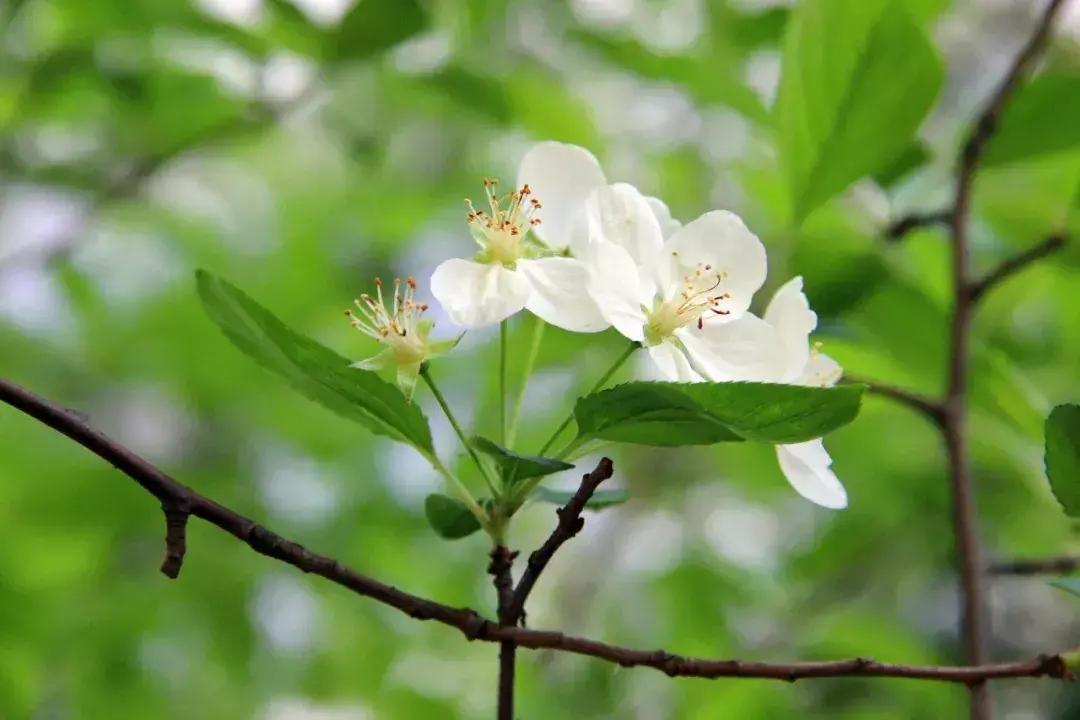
[160,501,191,579]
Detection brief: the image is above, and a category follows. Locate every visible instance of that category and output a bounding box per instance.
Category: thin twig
[884,210,951,242]
[846,377,946,425]
[969,235,1067,303]
[1,377,1075,687]
[945,3,1069,717]
[989,556,1080,576]
[505,458,614,626]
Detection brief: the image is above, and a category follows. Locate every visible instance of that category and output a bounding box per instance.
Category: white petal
[658,210,767,318]
[646,195,682,239]
[517,142,606,252]
[799,350,843,388]
[763,276,817,382]
[584,183,664,269]
[518,257,608,333]
[582,241,650,342]
[775,439,848,509]
[430,258,530,328]
[677,314,783,382]
[646,341,702,382]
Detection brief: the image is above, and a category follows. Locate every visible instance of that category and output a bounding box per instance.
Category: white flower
[695,277,848,509]
[579,182,768,381]
[430,143,613,332]
[346,277,460,402]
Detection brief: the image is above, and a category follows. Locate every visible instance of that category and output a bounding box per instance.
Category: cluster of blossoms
[349,142,847,510]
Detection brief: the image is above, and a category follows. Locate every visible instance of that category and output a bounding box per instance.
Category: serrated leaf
[424,494,481,540]
[1050,578,1080,598]
[330,0,427,63]
[985,75,1080,168]
[776,0,943,222]
[1046,404,1080,516]
[533,486,629,510]
[574,382,864,447]
[472,436,574,487]
[196,270,433,453]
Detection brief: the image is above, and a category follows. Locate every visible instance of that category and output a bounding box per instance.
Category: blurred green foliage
[3,0,1080,718]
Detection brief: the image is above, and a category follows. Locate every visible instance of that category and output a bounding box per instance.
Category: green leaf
[1045,404,1080,516]
[533,486,629,510]
[472,436,574,487]
[574,382,864,447]
[196,270,433,453]
[424,494,482,540]
[1050,578,1080,598]
[776,0,943,222]
[985,75,1080,168]
[330,0,427,63]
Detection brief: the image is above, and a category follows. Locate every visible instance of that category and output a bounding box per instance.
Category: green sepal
[396,362,422,403]
[350,347,395,372]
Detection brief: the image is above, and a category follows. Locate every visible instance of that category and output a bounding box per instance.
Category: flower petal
[646,195,682,239]
[646,341,701,382]
[430,258,530,328]
[763,276,817,382]
[775,439,848,509]
[517,257,608,333]
[582,240,650,341]
[584,183,665,269]
[799,350,843,388]
[677,314,783,382]
[517,142,606,252]
[658,210,767,318]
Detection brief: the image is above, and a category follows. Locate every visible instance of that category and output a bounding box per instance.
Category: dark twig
[969,235,1067,303]
[989,556,1080,576]
[847,377,946,425]
[505,458,615,626]
[884,210,951,242]
[489,546,518,720]
[946,3,1068,717]
[160,502,191,579]
[2,377,1076,688]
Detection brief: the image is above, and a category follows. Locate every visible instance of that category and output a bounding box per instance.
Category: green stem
[536,341,640,457]
[420,365,500,499]
[428,454,489,530]
[499,319,508,445]
[506,317,546,449]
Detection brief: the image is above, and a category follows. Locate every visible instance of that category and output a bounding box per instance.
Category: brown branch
[969,235,1067,303]
[989,556,1080,576]
[488,546,518,720]
[945,3,1069,717]
[505,458,614,626]
[2,377,1077,689]
[884,210,951,242]
[847,377,945,425]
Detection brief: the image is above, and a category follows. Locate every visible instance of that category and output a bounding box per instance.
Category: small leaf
[533,486,629,510]
[1050,578,1080,598]
[196,270,433,453]
[574,382,864,447]
[424,494,481,540]
[985,75,1080,168]
[776,0,943,222]
[330,0,427,63]
[472,436,574,487]
[1045,404,1080,516]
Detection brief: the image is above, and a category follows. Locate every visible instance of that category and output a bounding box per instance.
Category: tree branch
[489,546,518,720]
[884,210,951,242]
[968,235,1067,303]
[945,3,1068,716]
[989,556,1080,576]
[2,377,1077,688]
[846,377,945,425]
[505,458,614,626]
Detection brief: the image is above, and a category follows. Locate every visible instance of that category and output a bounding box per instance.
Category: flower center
[346,277,429,364]
[466,178,542,266]
[642,261,731,345]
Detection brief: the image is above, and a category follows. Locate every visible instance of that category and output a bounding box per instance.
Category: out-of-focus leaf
[776,0,942,222]
[1046,404,1080,516]
[472,436,573,487]
[331,0,427,62]
[532,486,629,510]
[424,67,511,123]
[985,75,1080,167]
[196,270,434,453]
[574,382,864,447]
[873,142,930,188]
[424,494,481,539]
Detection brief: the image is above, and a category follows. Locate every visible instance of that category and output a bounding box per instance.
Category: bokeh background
[3,0,1080,717]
